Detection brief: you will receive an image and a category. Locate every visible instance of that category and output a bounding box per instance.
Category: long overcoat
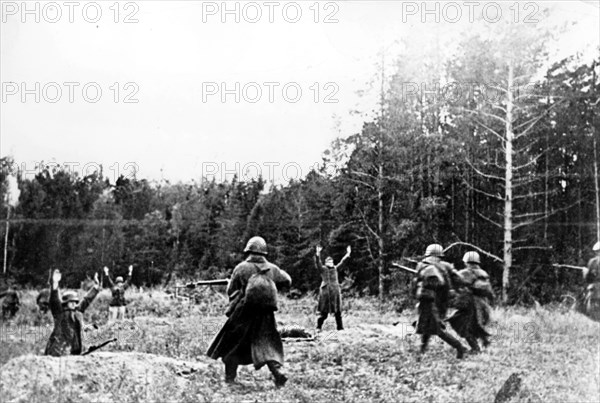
[447,266,494,340]
[315,255,343,314]
[414,259,454,335]
[44,286,99,356]
[207,255,291,369]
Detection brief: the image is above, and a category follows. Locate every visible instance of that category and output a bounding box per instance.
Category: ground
[0,288,599,402]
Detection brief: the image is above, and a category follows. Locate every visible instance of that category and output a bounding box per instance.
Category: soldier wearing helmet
[447,251,495,353]
[207,236,292,387]
[103,265,133,323]
[0,286,20,320]
[412,244,467,358]
[314,244,351,332]
[45,269,100,356]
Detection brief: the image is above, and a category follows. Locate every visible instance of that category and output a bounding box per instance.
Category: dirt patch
[0,352,211,402]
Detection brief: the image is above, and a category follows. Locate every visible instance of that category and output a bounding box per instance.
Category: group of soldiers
[1,236,599,388]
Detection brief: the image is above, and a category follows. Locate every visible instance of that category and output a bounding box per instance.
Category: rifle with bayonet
[391,262,417,275]
[82,338,117,355]
[175,279,230,290]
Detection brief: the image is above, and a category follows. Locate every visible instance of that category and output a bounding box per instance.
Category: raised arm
[78,272,100,313]
[103,266,115,288]
[335,245,351,269]
[123,265,133,289]
[315,245,324,269]
[49,270,63,318]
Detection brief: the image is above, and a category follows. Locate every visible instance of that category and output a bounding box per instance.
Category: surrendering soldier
[104,265,133,322]
[581,242,600,316]
[0,287,20,319]
[413,244,467,359]
[447,251,495,353]
[45,269,100,356]
[207,236,292,387]
[315,244,351,331]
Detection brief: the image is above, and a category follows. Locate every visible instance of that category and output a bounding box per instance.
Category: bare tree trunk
[502,61,515,304]
[594,135,600,243]
[2,206,9,275]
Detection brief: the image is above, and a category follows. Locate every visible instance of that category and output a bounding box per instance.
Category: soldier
[315,244,351,331]
[104,265,133,322]
[581,242,600,316]
[447,251,495,353]
[36,289,51,314]
[413,244,467,358]
[0,287,20,319]
[45,269,100,356]
[207,236,292,387]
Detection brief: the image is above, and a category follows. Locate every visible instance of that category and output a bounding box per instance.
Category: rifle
[552,264,585,271]
[176,279,230,289]
[391,263,417,275]
[82,338,117,355]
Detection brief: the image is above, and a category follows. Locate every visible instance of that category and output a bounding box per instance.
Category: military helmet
[593,242,600,252]
[116,276,124,283]
[463,251,481,264]
[425,244,444,258]
[244,236,268,255]
[62,291,79,305]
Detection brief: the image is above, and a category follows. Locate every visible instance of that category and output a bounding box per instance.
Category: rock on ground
[0,352,211,403]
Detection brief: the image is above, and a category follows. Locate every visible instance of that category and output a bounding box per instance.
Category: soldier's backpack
[416,265,446,300]
[245,266,278,310]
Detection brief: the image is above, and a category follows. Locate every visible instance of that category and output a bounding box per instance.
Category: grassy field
[1,287,599,402]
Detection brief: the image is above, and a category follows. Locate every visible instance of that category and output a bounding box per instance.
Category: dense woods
[1,18,598,305]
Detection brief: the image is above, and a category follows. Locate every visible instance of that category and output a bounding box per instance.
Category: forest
[1,14,598,306]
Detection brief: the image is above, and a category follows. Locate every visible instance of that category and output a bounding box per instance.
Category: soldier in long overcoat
[44,269,100,356]
[413,244,466,358]
[447,251,495,352]
[207,236,292,387]
[582,242,600,315]
[314,244,351,331]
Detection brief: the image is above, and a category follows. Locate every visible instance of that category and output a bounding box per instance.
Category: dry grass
[1,288,599,402]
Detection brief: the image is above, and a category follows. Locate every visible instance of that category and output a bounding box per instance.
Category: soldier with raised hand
[45,269,101,356]
[413,244,467,359]
[207,236,292,387]
[104,265,133,322]
[581,242,600,315]
[447,251,495,353]
[315,244,351,331]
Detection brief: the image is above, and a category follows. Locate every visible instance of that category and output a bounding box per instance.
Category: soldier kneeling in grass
[45,269,101,356]
[207,236,292,387]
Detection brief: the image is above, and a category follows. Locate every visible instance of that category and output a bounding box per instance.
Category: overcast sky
[1,1,598,185]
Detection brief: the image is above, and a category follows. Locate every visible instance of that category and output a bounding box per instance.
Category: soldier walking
[315,244,351,331]
[104,265,133,322]
[447,251,495,353]
[207,236,292,387]
[413,244,467,359]
[45,269,100,356]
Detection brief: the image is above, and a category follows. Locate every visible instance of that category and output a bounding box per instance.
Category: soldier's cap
[61,291,80,304]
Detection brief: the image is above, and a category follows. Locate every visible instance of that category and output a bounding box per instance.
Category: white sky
[1,1,598,185]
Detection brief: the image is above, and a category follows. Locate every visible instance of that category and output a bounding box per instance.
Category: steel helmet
[62,291,79,305]
[463,251,481,264]
[244,236,268,255]
[593,242,600,252]
[116,276,124,283]
[425,244,444,258]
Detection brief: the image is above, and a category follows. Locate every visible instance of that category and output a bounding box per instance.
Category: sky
[1,1,598,185]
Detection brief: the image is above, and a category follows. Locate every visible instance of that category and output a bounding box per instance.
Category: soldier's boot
[224,361,238,384]
[316,313,327,331]
[334,312,344,331]
[438,329,467,359]
[466,337,481,353]
[420,335,431,354]
[267,361,288,387]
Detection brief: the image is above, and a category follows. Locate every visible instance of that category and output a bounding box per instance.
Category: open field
[1,288,599,402]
